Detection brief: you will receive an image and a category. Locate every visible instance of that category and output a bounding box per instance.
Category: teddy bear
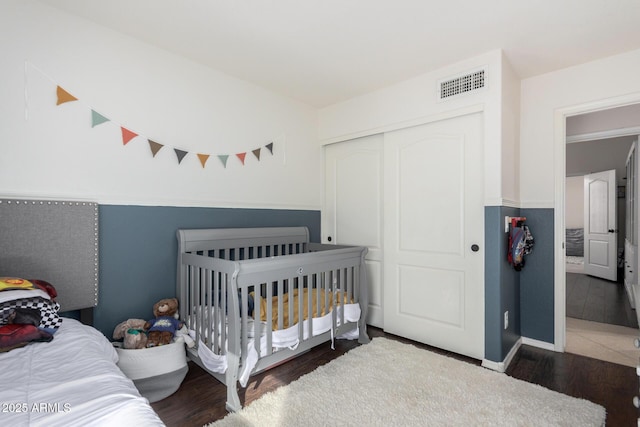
[144,298,183,347]
[112,318,148,349]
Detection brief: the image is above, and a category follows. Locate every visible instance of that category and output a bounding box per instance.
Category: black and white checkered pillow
[0,297,62,331]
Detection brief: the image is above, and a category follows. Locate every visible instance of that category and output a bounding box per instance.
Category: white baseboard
[521,336,556,351]
[482,338,522,373]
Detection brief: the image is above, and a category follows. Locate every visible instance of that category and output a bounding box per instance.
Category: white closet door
[383,112,484,359]
[323,134,384,327]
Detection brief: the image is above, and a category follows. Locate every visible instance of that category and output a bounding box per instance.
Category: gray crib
[176,227,370,412]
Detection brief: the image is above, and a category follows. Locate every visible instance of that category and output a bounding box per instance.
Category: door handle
[471,244,480,252]
[608,229,615,233]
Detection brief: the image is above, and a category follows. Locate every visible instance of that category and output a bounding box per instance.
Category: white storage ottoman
[113,336,188,403]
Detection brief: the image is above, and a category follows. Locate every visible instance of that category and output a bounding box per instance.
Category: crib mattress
[252,288,354,330]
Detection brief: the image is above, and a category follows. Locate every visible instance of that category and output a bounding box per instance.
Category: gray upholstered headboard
[0,199,99,312]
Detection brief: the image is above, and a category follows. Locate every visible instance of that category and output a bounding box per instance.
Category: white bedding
[194,302,362,386]
[0,318,164,427]
[566,255,584,273]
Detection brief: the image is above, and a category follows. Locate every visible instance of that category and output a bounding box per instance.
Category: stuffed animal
[112,319,148,349]
[144,298,183,347]
[175,324,195,348]
[123,328,148,349]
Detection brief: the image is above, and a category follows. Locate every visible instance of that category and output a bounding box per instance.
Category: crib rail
[177,227,310,257]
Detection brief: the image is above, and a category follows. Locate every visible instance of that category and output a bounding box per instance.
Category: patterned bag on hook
[510,225,534,271]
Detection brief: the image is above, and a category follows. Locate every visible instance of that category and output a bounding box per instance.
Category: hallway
[566,272,637,328]
[566,273,639,367]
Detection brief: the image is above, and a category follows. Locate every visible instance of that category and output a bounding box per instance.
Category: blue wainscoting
[519,208,555,343]
[484,206,521,362]
[93,205,320,337]
[484,206,555,364]
[90,203,555,356]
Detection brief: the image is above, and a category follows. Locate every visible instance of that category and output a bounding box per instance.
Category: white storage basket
[114,336,188,403]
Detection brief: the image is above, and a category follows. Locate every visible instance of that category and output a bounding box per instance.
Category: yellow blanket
[251,288,351,330]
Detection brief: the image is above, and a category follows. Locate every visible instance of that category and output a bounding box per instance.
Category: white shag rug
[208,337,606,427]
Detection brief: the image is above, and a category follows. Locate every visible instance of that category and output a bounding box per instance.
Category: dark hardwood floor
[152,327,639,427]
[566,272,638,328]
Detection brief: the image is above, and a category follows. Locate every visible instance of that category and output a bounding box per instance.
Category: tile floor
[566,317,639,368]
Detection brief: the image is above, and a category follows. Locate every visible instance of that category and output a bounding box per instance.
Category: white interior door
[383,112,484,360]
[323,134,384,327]
[584,169,618,281]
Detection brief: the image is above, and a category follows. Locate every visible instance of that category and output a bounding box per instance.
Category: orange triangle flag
[197,154,210,168]
[236,152,247,165]
[56,86,78,105]
[121,127,138,145]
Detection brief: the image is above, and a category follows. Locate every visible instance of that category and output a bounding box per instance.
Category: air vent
[438,68,486,100]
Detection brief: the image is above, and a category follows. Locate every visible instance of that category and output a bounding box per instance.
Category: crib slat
[204,269,212,352]
[213,270,220,353]
[306,275,313,339]
[339,268,345,326]
[240,285,248,366]
[288,277,295,329]
[190,265,200,346]
[265,282,272,354]
[297,276,303,340]
[277,279,284,330]
[221,271,227,351]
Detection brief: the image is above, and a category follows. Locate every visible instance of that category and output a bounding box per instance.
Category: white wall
[501,53,521,205]
[565,176,583,229]
[520,48,640,207]
[0,0,320,209]
[567,103,640,136]
[318,50,509,205]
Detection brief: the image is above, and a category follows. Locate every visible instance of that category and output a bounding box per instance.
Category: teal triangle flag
[91,110,110,127]
[174,149,188,164]
[218,155,229,168]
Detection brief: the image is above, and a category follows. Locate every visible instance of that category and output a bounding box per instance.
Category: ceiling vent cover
[438,68,486,100]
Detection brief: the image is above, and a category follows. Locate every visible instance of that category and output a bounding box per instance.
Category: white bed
[566,255,585,273]
[0,199,164,426]
[0,317,164,427]
[565,228,585,273]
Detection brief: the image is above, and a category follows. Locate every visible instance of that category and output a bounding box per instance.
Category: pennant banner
[56,86,77,105]
[236,152,247,165]
[121,127,138,145]
[197,153,210,168]
[174,149,188,164]
[91,110,110,127]
[53,84,276,169]
[148,139,163,157]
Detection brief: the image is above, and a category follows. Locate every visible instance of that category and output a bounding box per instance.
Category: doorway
[561,104,640,367]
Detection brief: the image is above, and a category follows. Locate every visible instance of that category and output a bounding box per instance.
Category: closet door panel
[384,112,485,360]
[324,134,384,328]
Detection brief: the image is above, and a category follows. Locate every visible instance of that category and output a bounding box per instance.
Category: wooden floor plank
[152,327,639,426]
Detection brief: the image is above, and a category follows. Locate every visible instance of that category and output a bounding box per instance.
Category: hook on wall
[504,216,527,233]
